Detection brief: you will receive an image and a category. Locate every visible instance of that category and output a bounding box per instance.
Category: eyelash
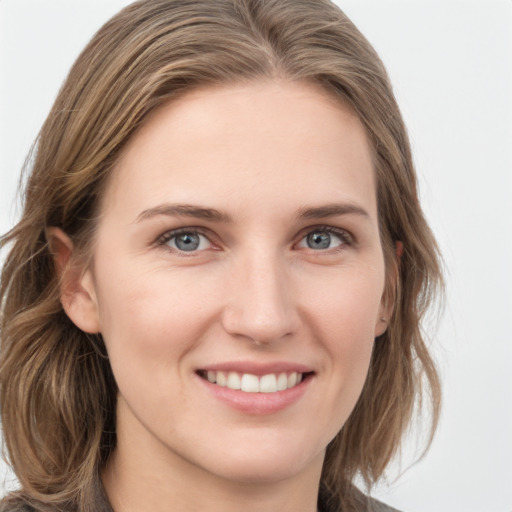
[155,225,354,255]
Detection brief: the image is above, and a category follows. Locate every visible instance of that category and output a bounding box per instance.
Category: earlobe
[374,314,389,338]
[47,227,101,334]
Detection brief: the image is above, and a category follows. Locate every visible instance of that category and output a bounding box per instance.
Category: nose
[221,249,300,345]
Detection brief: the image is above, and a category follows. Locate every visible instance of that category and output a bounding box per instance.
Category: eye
[158,229,213,253]
[296,227,351,251]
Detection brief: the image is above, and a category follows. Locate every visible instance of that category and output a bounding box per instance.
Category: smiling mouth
[197,370,311,393]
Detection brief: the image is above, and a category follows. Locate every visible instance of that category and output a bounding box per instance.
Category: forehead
[102,80,377,221]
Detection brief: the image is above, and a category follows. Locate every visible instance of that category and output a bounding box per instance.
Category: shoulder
[366,496,402,512]
[318,485,403,512]
[0,475,111,512]
[354,485,403,512]
[0,502,36,512]
[320,497,402,512]
[0,495,50,512]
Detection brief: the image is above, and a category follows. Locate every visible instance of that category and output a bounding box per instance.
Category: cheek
[304,262,385,339]
[94,262,218,371]
[302,263,383,390]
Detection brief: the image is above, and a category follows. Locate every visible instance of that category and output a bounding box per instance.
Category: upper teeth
[205,371,303,393]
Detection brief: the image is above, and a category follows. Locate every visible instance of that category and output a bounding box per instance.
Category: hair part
[0,1,442,510]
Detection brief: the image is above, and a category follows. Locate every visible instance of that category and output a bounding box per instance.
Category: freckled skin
[71,81,389,512]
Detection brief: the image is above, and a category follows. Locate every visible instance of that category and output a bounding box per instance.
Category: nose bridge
[222,245,298,344]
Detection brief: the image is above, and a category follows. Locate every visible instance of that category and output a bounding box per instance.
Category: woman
[0,1,442,511]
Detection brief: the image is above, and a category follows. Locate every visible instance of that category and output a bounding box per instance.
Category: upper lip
[198,361,314,376]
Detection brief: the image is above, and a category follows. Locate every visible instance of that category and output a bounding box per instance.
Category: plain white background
[0,1,511,511]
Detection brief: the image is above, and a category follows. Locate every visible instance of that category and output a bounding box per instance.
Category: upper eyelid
[155,227,216,247]
[295,224,354,243]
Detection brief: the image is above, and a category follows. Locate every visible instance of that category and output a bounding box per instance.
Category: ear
[374,241,403,337]
[47,227,101,334]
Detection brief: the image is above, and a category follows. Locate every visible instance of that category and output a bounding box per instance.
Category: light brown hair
[0,1,442,511]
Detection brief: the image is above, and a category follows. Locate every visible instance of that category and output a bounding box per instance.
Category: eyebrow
[135,202,369,224]
[135,203,233,223]
[296,203,370,220]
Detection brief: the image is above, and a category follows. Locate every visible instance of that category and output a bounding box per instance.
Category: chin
[209,457,318,485]
[189,432,327,485]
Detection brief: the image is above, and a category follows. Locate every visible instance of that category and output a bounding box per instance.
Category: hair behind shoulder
[0,1,442,510]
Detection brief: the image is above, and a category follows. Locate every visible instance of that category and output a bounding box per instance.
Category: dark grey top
[1,479,402,512]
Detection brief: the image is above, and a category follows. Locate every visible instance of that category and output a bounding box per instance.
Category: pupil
[307,232,330,250]
[176,233,200,251]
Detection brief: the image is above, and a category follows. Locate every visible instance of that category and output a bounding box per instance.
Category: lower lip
[197,374,312,415]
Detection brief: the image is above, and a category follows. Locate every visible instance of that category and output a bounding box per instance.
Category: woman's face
[77,81,389,485]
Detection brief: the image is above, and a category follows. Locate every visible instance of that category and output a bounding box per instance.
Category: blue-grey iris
[175,233,200,251]
[307,232,331,249]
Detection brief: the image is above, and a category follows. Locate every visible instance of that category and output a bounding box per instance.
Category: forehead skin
[100,80,378,230]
